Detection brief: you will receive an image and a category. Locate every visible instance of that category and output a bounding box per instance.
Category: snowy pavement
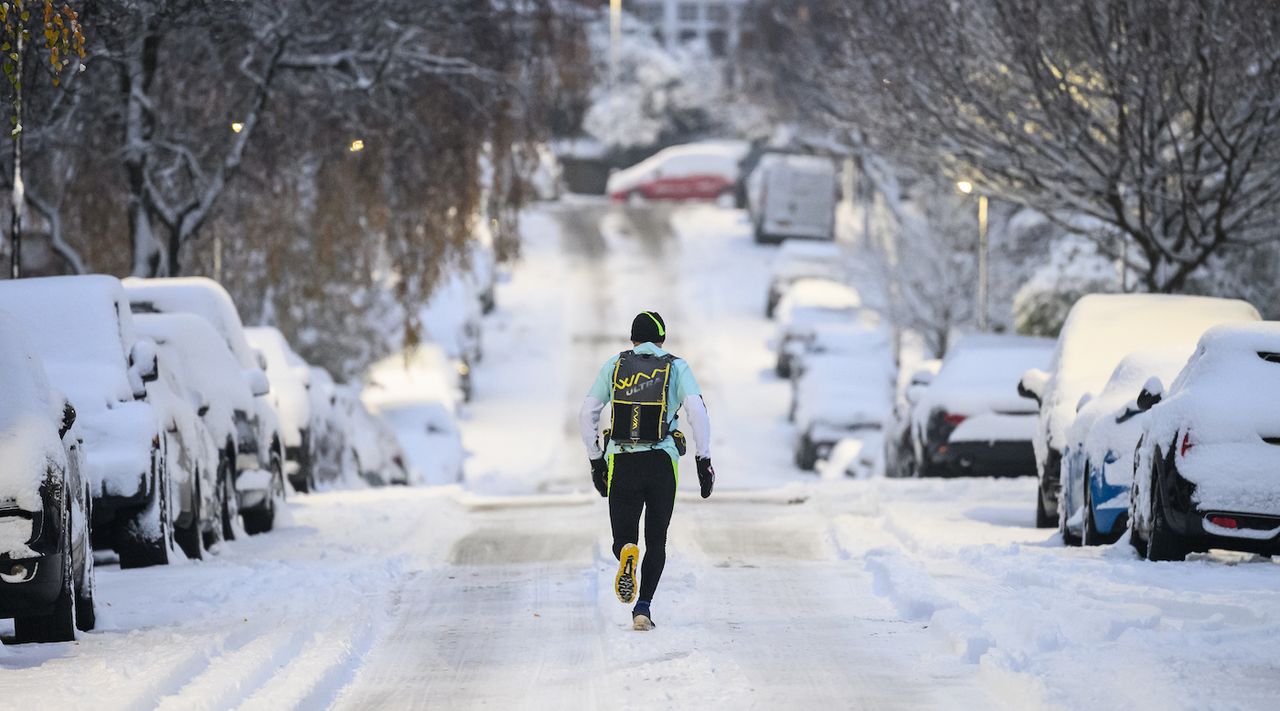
[4,202,1280,710]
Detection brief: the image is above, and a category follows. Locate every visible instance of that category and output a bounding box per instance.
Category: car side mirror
[1136,377,1164,411]
[130,339,159,384]
[1018,368,1048,406]
[59,401,77,438]
[1076,392,1093,414]
[245,368,271,397]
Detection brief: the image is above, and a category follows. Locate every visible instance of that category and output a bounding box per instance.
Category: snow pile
[0,310,65,516]
[1142,323,1280,514]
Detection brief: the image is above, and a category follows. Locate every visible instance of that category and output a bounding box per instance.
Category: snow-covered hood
[0,414,63,513]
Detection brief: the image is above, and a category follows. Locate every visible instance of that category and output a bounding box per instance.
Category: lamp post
[957,180,989,331]
[609,0,622,90]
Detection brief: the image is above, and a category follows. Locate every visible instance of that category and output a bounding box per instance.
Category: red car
[607,142,746,204]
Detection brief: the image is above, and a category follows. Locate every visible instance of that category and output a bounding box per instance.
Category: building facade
[627,0,750,58]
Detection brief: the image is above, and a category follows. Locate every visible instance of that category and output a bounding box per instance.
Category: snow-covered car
[246,327,315,492]
[607,141,748,205]
[333,385,408,486]
[911,335,1052,478]
[1129,323,1280,561]
[1017,294,1259,529]
[0,312,95,642]
[421,272,484,402]
[364,345,464,486]
[0,275,177,568]
[774,278,861,378]
[135,313,256,545]
[764,240,848,318]
[818,432,886,480]
[746,153,838,244]
[124,277,285,534]
[792,329,895,470]
[305,366,347,489]
[783,317,886,392]
[1059,348,1192,546]
[884,362,941,479]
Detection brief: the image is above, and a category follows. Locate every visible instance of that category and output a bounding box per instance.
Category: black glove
[591,457,608,498]
[696,457,715,499]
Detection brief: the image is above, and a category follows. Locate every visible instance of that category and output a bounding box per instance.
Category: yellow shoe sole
[615,543,639,604]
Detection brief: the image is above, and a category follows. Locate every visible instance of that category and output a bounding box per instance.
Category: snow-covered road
[3,202,1279,710]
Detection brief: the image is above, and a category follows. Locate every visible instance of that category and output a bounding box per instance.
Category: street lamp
[349,139,365,153]
[609,0,622,89]
[956,180,989,331]
[230,121,244,134]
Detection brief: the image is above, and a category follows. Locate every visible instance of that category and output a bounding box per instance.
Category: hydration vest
[609,350,677,444]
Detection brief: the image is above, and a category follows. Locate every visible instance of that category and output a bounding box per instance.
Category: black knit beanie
[630,311,666,344]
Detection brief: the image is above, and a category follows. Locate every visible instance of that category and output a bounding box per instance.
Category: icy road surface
[4,202,1280,710]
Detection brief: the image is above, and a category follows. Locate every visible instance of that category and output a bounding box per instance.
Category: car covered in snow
[305,366,347,489]
[0,312,95,642]
[1059,348,1192,546]
[910,335,1052,478]
[791,328,895,470]
[773,278,861,378]
[764,240,848,318]
[135,313,257,546]
[746,152,838,244]
[1017,294,1259,529]
[1129,323,1280,561]
[0,275,177,568]
[124,277,285,534]
[883,362,941,479]
[333,385,409,486]
[246,327,316,492]
[607,141,748,205]
[364,345,464,486]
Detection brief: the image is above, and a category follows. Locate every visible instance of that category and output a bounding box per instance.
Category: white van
[748,153,838,244]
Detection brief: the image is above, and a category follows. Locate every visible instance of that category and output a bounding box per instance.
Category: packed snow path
[3,203,1280,711]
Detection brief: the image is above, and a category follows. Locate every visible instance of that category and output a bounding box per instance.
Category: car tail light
[1209,515,1238,529]
[943,413,967,427]
[1180,431,1194,457]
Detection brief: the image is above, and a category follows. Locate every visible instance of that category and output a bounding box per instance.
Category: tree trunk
[9,29,23,279]
[123,26,162,276]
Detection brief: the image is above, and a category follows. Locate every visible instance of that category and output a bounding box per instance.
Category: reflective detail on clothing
[609,350,675,444]
[584,342,703,462]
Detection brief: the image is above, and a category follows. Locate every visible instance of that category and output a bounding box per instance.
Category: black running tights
[608,449,677,603]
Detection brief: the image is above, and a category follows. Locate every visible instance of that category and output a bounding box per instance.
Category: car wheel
[795,433,820,471]
[242,454,283,535]
[1035,485,1055,528]
[75,484,96,632]
[1146,469,1190,562]
[220,447,239,541]
[115,450,173,569]
[13,498,77,643]
[174,469,204,561]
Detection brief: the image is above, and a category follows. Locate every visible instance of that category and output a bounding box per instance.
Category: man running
[579,311,715,631]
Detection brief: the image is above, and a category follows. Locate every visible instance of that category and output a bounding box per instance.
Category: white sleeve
[579,395,607,459]
[683,394,711,459]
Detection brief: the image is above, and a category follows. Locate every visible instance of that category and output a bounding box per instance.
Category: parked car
[0,312,95,642]
[792,329,895,470]
[746,153,838,244]
[1017,294,1259,529]
[884,364,940,479]
[246,327,316,493]
[607,141,748,205]
[364,345,464,486]
[1060,348,1192,546]
[764,240,848,318]
[135,320,223,560]
[783,317,886,395]
[333,385,409,486]
[773,278,861,378]
[306,366,347,489]
[910,335,1052,478]
[0,275,177,568]
[123,277,285,534]
[134,313,257,544]
[1130,323,1280,561]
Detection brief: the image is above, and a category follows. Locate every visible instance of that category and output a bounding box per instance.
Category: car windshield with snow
[773,278,861,378]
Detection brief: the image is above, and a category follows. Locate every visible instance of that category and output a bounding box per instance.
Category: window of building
[706,3,729,23]
[677,2,699,21]
[707,28,728,57]
[678,28,699,44]
[633,2,664,23]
